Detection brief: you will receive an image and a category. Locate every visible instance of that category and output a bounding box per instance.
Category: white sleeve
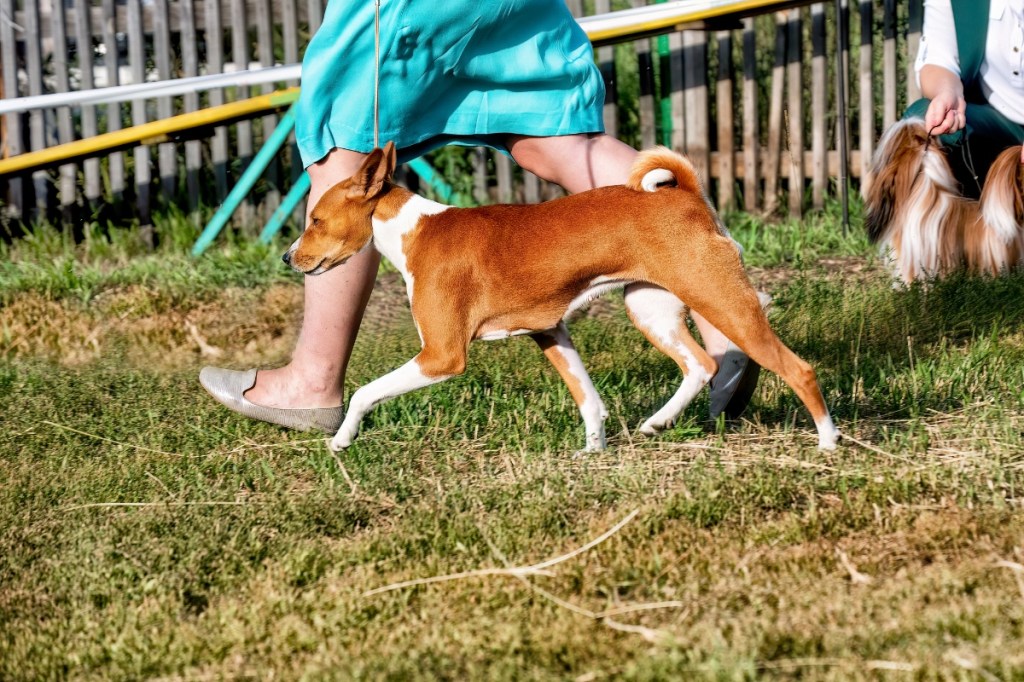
[916,0,961,88]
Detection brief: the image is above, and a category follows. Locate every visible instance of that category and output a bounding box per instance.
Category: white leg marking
[542,323,607,452]
[624,284,713,435]
[332,358,450,450]
[814,408,841,451]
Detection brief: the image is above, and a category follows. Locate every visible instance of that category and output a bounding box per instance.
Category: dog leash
[922,120,982,195]
[923,122,941,156]
[959,131,982,195]
[373,0,381,148]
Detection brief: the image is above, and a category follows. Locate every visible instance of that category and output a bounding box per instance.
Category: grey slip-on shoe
[708,347,761,420]
[199,367,344,434]
[708,291,771,421]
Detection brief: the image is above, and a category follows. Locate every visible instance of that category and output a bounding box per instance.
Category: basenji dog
[866,117,1024,283]
[283,142,840,453]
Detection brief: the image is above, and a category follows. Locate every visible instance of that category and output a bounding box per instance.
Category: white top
[916,0,1024,124]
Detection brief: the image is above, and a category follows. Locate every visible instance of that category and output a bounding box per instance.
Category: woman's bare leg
[506,133,732,363]
[244,147,380,409]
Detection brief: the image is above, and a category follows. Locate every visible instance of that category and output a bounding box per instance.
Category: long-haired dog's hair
[865,117,1024,283]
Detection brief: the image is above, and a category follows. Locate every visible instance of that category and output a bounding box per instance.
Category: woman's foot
[199,367,344,432]
[243,364,344,410]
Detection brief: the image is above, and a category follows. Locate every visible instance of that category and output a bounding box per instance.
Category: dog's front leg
[532,322,607,453]
[331,355,455,451]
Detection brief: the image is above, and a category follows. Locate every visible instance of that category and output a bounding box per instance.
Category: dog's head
[865,118,936,243]
[283,141,397,275]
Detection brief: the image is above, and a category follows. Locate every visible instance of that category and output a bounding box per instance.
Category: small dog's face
[283,142,397,275]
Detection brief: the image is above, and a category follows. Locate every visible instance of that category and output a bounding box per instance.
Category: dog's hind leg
[532,322,608,452]
[623,283,716,436]
[661,249,840,450]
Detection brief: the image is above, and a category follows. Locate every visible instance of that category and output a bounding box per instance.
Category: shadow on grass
[770,269,1024,419]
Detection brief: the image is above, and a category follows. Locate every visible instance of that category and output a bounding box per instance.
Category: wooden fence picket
[50,0,77,213]
[153,0,176,199]
[764,12,787,215]
[206,0,229,202]
[595,0,618,137]
[883,0,898,128]
[811,4,827,210]
[126,0,152,232]
[256,0,280,214]
[181,0,202,213]
[742,17,759,213]
[683,30,709,186]
[859,0,874,194]
[785,8,804,217]
[24,0,48,214]
[716,30,735,212]
[99,0,125,200]
[74,0,101,205]
[0,0,23,215]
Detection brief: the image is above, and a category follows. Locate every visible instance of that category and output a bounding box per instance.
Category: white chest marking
[373,194,449,304]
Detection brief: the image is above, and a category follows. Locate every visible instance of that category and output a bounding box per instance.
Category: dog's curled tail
[627,146,703,195]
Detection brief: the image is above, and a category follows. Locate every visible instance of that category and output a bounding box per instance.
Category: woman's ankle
[244,364,345,409]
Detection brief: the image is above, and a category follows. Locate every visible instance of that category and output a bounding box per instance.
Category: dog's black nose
[281,251,291,266]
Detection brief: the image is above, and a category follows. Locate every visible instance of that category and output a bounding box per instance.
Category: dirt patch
[746,255,882,291]
[1,259,881,369]
[1,284,299,369]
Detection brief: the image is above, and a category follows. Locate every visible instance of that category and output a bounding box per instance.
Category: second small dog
[284,142,840,452]
[866,117,1024,283]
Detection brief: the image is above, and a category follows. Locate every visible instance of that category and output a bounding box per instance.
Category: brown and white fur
[866,117,1024,283]
[284,142,840,452]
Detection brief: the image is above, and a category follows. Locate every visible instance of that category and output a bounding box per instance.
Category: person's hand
[925,87,966,136]
[1020,144,1024,165]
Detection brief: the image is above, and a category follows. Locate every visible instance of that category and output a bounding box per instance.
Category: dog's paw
[817,429,841,451]
[329,425,359,451]
[575,438,606,457]
[573,445,605,459]
[640,417,673,436]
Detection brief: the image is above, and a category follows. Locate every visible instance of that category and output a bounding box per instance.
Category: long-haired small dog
[865,117,1024,283]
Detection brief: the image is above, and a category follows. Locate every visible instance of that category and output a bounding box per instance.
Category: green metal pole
[408,157,459,205]
[655,0,672,147]
[192,104,298,256]
[259,170,311,243]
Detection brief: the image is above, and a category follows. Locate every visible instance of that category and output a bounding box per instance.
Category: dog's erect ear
[382,141,397,178]
[350,143,396,199]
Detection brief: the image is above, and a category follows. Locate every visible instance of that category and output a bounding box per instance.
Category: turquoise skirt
[295,0,606,166]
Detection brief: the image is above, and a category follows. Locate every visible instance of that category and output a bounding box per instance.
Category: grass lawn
[2,207,1023,679]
